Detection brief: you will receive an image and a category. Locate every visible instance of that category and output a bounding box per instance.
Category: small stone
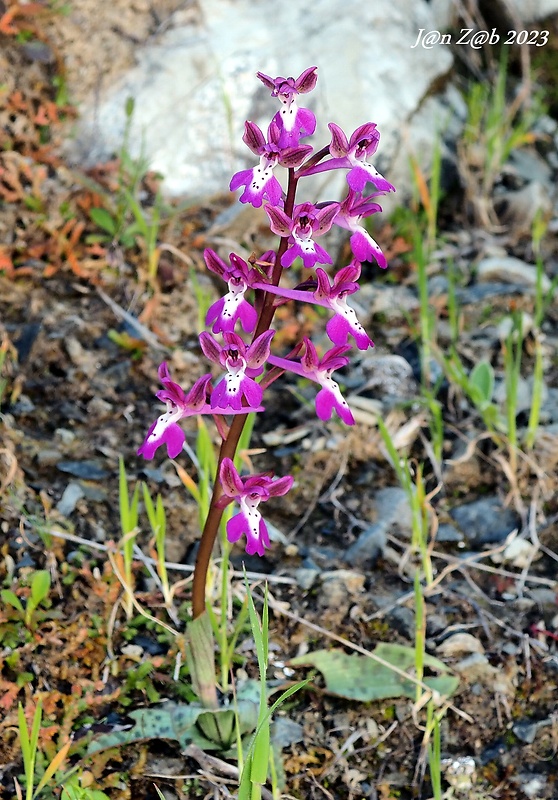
[528,588,558,610]
[271,718,304,748]
[12,395,35,414]
[500,536,539,569]
[496,182,553,238]
[449,497,520,547]
[359,354,418,401]
[517,776,548,800]
[374,487,413,531]
[435,523,463,543]
[294,568,319,591]
[455,282,525,305]
[56,482,85,516]
[266,521,288,545]
[120,644,144,660]
[441,756,476,791]
[507,148,553,185]
[453,653,513,695]
[86,396,114,416]
[513,718,552,745]
[386,606,415,640]
[437,633,485,657]
[476,256,551,291]
[56,460,109,480]
[425,613,448,637]
[493,376,533,415]
[36,449,63,466]
[55,428,76,445]
[319,570,365,615]
[345,523,387,566]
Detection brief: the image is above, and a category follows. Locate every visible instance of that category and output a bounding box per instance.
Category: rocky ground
[1,3,558,800]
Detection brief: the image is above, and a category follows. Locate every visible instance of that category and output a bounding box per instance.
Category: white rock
[437,632,485,657]
[68,0,452,200]
[432,0,558,26]
[477,256,552,291]
[501,536,539,569]
[504,0,558,22]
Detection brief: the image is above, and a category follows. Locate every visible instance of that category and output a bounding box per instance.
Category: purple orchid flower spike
[265,201,339,268]
[217,458,294,556]
[301,122,395,195]
[199,330,274,412]
[253,262,373,350]
[334,188,388,268]
[138,364,214,460]
[230,120,312,208]
[204,249,258,333]
[267,338,355,425]
[257,66,317,148]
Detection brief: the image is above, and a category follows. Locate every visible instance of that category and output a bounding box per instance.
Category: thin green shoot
[427,137,442,251]
[434,344,501,434]
[0,337,13,407]
[217,412,256,691]
[26,570,51,628]
[461,51,542,219]
[189,268,215,333]
[413,571,426,706]
[420,389,444,468]
[1,570,51,631]
[427,708,443,800]
[503,313,524,477]
[414,228,434,389]
[526,216,552,449]
[377,420,433,584]
[446,257,460,346]
[238,575,309,799]
[18,701,42,800]
[141,483,178,623]
[118,457,140,620]
[125,189,166,283]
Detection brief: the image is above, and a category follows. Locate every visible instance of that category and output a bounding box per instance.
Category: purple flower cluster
[138,67,394,557]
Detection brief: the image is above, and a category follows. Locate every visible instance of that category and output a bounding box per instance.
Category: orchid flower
[257,66,317,148]
[230,120,311,207]
[265,202,339,268]
[199,330,274,412]
[253,262,373,350]
[138,364,214,460]
[267,338,355,424]
[217,458,293,556]
[204,249,259,333]
[334,188,388,268]
[301,122,395,194]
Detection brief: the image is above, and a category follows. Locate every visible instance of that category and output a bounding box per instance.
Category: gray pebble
[476,256,551,291]
[56,460,109,480]
[345,523,387,566]
[56,482,85,516]
[450,497,519,546]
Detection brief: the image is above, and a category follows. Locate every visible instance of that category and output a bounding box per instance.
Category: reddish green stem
[191,169,298,619]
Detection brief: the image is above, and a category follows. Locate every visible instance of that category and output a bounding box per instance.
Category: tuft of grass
[459,52,543,226]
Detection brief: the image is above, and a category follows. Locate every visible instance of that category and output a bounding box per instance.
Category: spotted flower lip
[230,120,312,208]
[265,202,339,268]
[257,67,318,149]
[299,122,396,195]
[217,457,294,556]
[267,338,355,425]
[253,262,373,350]
[137,364,214,460]
[334,188,388,268]
[204,249,258,333]
[199,330,274,412]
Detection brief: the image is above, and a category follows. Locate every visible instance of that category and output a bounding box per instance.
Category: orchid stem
[191,170,297,619]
